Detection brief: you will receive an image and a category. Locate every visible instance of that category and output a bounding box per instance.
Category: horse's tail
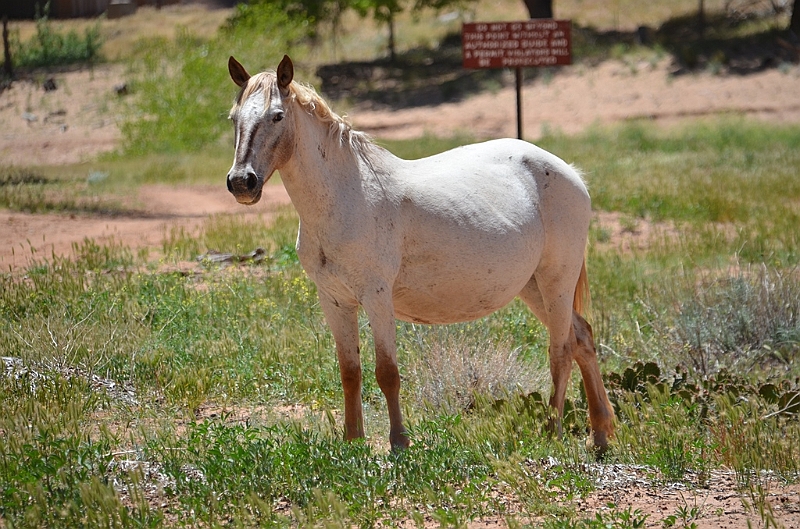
[573,260,591,316]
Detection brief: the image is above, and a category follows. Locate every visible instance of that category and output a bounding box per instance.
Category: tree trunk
[791,0,800,38]
[3,17,11,78]
[698,0,706,39]
[388,10,396,62]
[523,0,552,19]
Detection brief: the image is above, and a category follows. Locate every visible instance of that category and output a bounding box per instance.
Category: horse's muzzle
[227,170,263,205]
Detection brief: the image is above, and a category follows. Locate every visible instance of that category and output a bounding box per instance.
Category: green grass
[2,121,800,527]
[3,0,799,524]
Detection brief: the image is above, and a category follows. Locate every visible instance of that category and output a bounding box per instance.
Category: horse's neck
[281,112,378,224]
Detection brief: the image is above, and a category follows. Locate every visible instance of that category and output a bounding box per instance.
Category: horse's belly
[391,254,536,325]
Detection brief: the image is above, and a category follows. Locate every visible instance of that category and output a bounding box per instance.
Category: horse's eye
[272,112,284,123]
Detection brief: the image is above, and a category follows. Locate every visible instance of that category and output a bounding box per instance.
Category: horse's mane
[230,71,374,158]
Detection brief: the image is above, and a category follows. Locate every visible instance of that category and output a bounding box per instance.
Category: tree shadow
[315,10,798,110]
[316,33,510,109]
[656,11,799,74]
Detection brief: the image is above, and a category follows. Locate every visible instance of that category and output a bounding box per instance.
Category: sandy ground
[0,184,292,270]
[2,56,800,528]
[352,59,800,139]
[0,65,125,166]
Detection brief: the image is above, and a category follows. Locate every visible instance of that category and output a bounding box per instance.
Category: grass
[2,120,800,527]
[2,0,800,524]
[0,151,232,216]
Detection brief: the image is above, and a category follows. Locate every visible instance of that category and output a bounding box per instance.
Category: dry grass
[406,325,549,413]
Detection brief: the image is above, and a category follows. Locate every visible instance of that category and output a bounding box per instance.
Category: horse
[225,55,615,452]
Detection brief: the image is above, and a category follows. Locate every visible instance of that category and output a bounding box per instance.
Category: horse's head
[226,55,295,205]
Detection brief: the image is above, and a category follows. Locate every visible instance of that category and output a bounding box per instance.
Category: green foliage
[223,0,344,37]
[11,3,102,68]
[542,121,800,227]
[0,369,143,527]
[122,4,305,155]
[608,362,800,484]
[146,417,496,526]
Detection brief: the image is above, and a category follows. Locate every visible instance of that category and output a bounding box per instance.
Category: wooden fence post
[3,16,12,78]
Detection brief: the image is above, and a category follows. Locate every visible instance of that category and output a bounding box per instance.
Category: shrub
[122,3,306,154]
[405,324,549,412]
[663,266,800,376]
[11,3,102,68]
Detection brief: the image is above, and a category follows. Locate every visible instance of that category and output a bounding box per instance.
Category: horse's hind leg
[518,274,575,438]
[571,312,614,452]
[519,273,614,454]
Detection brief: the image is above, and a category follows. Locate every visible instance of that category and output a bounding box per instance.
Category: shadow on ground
[316,9,799,109]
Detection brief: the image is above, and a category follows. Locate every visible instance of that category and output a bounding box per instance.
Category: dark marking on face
[318,144,327,160]
[241,122,260,163]
[319,247,327,267]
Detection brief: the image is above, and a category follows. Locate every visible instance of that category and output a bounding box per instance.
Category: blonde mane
[231,71,373,156]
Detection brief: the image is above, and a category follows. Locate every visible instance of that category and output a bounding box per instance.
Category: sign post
[462,20,572,140]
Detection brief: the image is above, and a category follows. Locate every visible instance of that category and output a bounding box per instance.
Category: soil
[2,50,800,527]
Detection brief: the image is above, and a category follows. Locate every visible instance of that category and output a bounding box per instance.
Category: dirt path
[0,184,291,271]
[351,59,800,139]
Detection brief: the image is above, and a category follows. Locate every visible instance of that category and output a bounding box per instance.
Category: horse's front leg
[318,293,364,441]
[361,287,410,451]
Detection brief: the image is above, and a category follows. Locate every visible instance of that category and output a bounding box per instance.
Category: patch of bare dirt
[0,65,126,166]
[351,59,800,140]
[465,464,800,528]
[592,211,682,254]
[0,184,291,271]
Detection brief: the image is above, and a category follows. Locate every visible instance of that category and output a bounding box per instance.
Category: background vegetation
[1,0,799,527]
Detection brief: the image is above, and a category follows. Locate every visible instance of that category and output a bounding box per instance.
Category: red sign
[462,20,572,69]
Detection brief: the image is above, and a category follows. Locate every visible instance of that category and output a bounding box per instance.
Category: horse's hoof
[587,430,609,459]
[390,431,410,452]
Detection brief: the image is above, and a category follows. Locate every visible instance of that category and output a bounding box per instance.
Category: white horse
[226,55,615,452]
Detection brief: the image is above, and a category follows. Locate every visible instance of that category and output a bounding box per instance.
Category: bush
[122,3,306,155]
[665,266,800,376]
[12,3,102,68]
[405,325,548,412]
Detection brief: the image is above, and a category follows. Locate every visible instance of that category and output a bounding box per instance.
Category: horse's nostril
[226,175,233,193]
[246,172,258,190]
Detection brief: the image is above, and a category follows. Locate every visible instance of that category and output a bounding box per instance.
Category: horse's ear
[277,55,294,92]
[228,56,251,88]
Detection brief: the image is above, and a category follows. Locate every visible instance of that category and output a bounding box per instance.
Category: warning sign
[462,20,572,69]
